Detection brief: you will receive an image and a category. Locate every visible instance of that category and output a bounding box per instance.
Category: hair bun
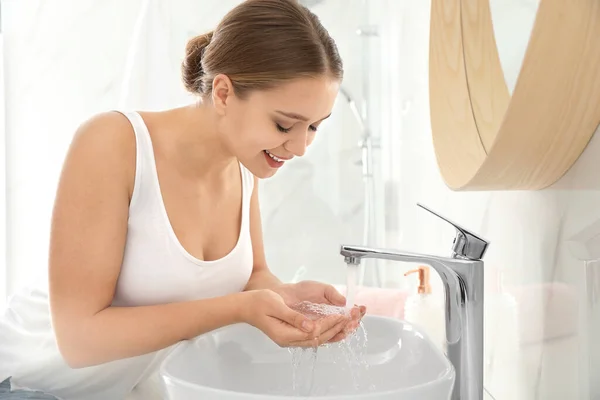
[182,31,214,94]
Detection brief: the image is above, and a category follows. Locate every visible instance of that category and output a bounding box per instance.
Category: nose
[284,130,309,157]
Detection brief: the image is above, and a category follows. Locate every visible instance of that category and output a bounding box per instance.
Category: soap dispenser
[404,266,446,352]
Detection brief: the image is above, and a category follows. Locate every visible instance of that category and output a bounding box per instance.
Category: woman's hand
[241,289,349,348]
[272,281,366,342]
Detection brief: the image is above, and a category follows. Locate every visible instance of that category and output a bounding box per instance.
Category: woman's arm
[48,112,250,368]
[243,176,284,291]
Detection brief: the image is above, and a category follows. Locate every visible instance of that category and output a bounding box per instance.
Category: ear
[211,74,235,116]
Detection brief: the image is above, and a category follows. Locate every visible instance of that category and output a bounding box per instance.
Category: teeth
[265,150,283,162]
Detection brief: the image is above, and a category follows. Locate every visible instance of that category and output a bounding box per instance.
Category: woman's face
[213,75,340,179]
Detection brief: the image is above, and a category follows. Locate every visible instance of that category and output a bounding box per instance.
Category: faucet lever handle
[417,203,489,260]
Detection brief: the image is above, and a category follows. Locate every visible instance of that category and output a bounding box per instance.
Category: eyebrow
[276,110,332,123]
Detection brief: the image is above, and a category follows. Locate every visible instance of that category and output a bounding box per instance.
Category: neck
[166,103,237,180]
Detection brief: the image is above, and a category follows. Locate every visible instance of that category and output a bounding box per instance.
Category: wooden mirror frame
[429,0,600,190]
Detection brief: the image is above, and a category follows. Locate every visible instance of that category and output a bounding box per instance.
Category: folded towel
[333,285,408,319]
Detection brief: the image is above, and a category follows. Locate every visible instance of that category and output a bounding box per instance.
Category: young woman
[0,1,365,399]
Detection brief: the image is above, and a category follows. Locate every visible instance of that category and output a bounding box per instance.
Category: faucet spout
[340,244,484,400]
[341,245,465,343]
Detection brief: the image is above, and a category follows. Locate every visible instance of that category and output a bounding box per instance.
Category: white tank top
[0,111,255,400]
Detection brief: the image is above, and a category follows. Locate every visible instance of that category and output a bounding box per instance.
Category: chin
[254,167,278,179]
[241,153,284,179]
[240,161,278,180]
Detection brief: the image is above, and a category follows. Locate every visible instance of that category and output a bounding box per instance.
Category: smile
[263,150,292,169]
[264,150,286,162]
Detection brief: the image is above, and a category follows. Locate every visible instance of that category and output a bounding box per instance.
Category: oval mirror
[429,0,600,191]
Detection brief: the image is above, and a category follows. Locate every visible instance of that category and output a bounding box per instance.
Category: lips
[263,150,288,168]
[264,149,286,162]
[265,149,294,162]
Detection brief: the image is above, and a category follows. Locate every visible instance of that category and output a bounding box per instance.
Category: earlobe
[212,74,234,115]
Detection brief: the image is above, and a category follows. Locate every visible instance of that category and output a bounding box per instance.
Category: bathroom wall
[371,0,600,398]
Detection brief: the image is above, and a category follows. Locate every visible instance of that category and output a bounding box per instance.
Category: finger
[328,330,349,343]
[283,314,349,348]
[328,319,362,344]
[290,320,345,348]
[273,302,316,333]
[324,285,346,306]
[291,317,355,347]
[317,320,346,345]
[344,319,360,333]
[349,306,361,320]
[321,312,365,345]
[349,305,367,321]
[314,314,348,343]
[315,314,347,333]
[268,317,318,345]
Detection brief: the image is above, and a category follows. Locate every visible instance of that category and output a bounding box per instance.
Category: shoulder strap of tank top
[116,111,155,210]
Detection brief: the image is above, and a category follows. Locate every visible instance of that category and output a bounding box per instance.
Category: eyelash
[276,124,318,133]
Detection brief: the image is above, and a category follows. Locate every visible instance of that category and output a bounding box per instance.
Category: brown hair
[181,0,343,99]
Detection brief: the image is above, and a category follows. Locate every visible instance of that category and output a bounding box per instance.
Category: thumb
[324,285,346,306]
[276,302,315,333]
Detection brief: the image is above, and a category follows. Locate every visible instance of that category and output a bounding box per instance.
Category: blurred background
[1,0,599,398]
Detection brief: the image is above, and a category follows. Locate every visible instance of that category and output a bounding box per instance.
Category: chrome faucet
[340,203,489,400]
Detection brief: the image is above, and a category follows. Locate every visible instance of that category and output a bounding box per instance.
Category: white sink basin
[159,315,454,399]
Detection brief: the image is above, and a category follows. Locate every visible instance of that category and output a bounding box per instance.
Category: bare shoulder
[70,111,136,165]
[65,111,137,199]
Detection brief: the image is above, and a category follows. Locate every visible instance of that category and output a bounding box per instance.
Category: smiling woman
[0,1,365,399]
